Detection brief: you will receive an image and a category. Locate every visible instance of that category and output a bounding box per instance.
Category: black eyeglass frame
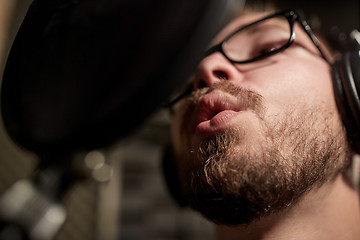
[204,9,330,64]
[164,9,330,107]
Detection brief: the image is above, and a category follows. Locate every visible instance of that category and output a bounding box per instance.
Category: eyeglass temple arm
[162,84,194,108]
[163,44,222,108]
[163,44,223,108]
[299,17,331,64]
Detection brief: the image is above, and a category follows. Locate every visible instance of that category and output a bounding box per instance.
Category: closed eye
[249,41,286,59]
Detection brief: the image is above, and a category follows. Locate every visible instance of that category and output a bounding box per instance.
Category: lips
[195,90,244,136]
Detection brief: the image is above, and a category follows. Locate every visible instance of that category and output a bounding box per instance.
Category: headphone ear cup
[161,145,187,207]
[332,49,360,152]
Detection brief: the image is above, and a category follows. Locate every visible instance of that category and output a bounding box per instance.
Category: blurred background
[0,0,358,240]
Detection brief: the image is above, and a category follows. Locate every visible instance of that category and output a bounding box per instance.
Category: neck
[215,174,360,240]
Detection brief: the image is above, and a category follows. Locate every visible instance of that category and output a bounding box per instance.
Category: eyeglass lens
[223,15,292,62]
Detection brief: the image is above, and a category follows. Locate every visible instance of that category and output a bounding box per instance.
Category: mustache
[188,81,265,116]
[178,81,265,137]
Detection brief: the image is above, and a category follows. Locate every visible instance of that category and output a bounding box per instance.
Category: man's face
[171,11,348,225]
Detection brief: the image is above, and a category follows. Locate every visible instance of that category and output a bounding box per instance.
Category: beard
[175,82,349,226]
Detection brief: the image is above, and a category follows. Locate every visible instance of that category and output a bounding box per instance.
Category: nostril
[194,69,229,90]
[195,70,228,90]
[214,70,228,80]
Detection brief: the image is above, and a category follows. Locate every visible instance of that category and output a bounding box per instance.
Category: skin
[173,12,337,157]
[171,10,360,239]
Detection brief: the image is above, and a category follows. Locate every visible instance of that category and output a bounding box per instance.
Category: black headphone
[332,29,360,153]
[162,29,360,207]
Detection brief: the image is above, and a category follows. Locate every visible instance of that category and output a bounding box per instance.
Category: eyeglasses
[165,10,329,107]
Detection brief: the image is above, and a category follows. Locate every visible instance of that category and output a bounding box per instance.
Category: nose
[193,52,242,89]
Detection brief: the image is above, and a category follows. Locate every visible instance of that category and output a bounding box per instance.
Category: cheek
[253,59,336,115]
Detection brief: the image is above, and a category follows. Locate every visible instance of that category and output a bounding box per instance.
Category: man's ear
[161,144,187,207]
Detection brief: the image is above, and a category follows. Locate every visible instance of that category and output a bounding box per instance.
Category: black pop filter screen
[1,0,238,154]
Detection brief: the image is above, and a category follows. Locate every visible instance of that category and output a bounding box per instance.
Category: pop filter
[1,0,238,155]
